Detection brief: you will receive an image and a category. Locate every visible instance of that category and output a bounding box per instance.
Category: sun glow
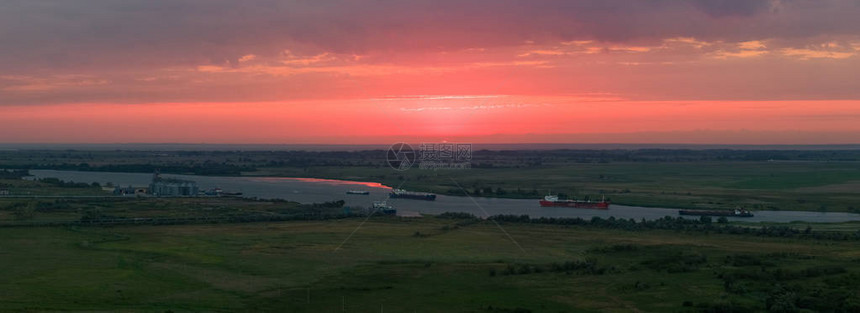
[2,96,858,144]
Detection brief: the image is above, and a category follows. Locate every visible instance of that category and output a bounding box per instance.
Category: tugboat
[538,195,610,209]
[389,189,436,201]
[372,201,397,215]
[346,190,370,195]
[678,208,754,217]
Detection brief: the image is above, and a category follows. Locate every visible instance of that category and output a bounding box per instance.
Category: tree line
[482,214,860,241]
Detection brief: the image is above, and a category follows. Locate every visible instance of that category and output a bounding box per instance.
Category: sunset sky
[1,0,859,144]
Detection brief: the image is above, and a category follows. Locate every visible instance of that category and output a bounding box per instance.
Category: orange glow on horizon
[2,97,858,144]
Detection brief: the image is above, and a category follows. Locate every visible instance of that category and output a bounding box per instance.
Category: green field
[3,149,860,311]
[1,217,859,312]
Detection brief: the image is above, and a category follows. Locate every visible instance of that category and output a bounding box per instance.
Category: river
[27,170,860,223]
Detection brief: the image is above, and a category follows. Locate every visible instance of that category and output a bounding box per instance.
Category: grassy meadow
[1,217,859,312]
[2,149,859,311]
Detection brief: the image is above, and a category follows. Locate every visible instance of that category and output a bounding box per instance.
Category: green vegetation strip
[1,216,859,312]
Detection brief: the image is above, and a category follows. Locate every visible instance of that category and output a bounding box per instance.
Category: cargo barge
[538,195,610,209]
[389,189,436,201]
[678,208,754,217]
[346,190,370,195]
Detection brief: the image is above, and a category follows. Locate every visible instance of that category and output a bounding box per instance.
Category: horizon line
[2,142,860,152]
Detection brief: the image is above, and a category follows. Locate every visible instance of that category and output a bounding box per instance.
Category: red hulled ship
[538,195,610,209]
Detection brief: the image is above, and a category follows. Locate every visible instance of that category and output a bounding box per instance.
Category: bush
[437,212,479,219]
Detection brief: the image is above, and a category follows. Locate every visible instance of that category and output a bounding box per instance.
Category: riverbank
[4,149,860,213]
[20,169,860,223]
[243,161,860,213]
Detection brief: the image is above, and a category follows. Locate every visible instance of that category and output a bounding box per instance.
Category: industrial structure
[148,171,198,196]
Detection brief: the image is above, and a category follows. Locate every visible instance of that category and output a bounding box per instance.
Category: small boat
[346,190,370,195]
[372,201,396,215]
